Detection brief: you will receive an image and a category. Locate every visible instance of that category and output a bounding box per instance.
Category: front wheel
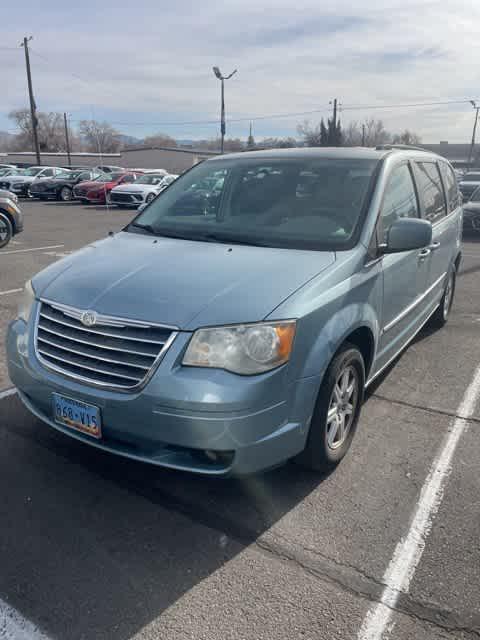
[59,186,72,202]
[296,343,365,472]
[428,266,456,329]
[0,212,13,249]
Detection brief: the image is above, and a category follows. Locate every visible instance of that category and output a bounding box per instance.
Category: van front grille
[35,301,177,391]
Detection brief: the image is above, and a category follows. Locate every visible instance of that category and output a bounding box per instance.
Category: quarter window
[414,162,447,222]
[380,164,419,239]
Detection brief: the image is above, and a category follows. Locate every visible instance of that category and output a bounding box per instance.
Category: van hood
[34,232,335,330]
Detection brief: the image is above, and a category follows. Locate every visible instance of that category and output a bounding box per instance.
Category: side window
[380,164,419,239]
[77,172,90,181]
[440,163,461,212]
[414,162,447,222]
[42,168,54,177]
[121,175,134,183]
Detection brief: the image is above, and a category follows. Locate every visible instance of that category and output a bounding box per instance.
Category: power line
[341,99,472,111]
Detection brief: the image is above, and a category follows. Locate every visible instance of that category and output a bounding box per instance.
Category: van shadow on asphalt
[0,394,327,640]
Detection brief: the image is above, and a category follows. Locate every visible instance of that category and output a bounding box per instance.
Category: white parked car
[0,166,68,197]
[110,173,178,207]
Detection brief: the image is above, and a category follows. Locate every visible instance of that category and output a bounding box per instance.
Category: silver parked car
[0,166,67,197]
[7,147,462,476]
[110,172,177,207]
[0,192,23,248]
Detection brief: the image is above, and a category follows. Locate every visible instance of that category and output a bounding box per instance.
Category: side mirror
[138,203,147,213]
[381,218,432,254]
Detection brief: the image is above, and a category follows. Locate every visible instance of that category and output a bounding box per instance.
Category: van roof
[206,146,444,163]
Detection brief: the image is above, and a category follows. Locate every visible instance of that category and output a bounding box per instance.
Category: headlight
[183,321,296,375]
[17,280,35,323]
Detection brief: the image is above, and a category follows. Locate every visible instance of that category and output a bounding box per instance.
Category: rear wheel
[428,266,456,329]
[0,212,13,249]
[59,186,72,202]
[296,343,365,472]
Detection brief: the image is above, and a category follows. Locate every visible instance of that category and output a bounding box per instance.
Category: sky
[2,0,480,144]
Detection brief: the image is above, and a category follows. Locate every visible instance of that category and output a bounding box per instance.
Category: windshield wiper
[128,222,158,235]
[195,232,267,247]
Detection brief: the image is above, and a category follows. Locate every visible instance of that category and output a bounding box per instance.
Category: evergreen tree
[320,119,328,146]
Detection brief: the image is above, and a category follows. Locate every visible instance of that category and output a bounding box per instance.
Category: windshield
[129,156,378,250]
[463,173,480,182]
[23,167,43,176]
[55,171,76,179]
[134,174,165,185]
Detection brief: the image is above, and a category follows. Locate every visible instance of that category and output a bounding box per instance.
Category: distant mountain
[116,134,143,146]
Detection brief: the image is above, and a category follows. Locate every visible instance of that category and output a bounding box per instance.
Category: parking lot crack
[371,393,480,425]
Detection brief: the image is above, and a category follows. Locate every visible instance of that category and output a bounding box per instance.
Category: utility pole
[20,36,41,165]
[468,100,479,170]
[362,124,366,147]
[213,66,237,154]
[64,113,71,167]
[332,98,338,131]
[329,98,340,146]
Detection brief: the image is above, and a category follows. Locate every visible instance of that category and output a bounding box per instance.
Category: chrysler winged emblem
[81,310,98,327]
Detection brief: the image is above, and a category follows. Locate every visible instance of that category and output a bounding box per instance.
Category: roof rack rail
[375,143,428,152]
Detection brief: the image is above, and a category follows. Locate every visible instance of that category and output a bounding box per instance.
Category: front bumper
[9,183,30,197]
[7,314,319,476]
[111,192,144,206]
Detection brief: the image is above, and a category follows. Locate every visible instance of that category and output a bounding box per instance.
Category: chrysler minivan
[7,147,462,476]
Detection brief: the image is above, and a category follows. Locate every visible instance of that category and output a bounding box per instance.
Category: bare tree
[79,120,122,153]
[194,138,244,152]
[392,129,422,145]
[8,108,74,152]
[260,137,298,149]
[297,120,323,147]
[142,133,177,148]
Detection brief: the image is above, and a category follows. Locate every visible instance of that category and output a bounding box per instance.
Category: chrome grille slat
[37,334,151,370]
[35,301,177,391]
[39,310,167,344]
[37,323,158,357]
[37,347,142,382]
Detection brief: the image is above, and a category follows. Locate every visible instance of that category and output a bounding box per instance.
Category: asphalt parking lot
[0,200,479,640]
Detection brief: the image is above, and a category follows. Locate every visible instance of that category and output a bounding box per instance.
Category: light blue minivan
[7,147,463,476]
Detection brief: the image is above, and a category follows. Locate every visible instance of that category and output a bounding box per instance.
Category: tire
[427,265,456,329]
[146,193,156,204]
[59,186,73,202]
[296,343,365,472]
[0,212,13,249]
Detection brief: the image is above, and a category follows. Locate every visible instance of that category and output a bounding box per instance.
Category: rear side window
[414,162,446,222]
[440,163,461,211]
[380,164,419,240]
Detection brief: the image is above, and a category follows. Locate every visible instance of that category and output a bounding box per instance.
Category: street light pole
[21,36,41,165]
[468,100,479,170]
[213,66,237,154]
[64,113,72,167]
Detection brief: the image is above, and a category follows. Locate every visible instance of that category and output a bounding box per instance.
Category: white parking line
[358,364,480,640]
[0,597,51,639]
[0,245,64,256]
[0,387,16,400]
[0,288,22,297]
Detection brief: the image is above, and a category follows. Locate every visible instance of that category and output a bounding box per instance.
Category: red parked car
[72,172,143,204]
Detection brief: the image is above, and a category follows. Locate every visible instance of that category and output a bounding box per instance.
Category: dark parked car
[458,171,480,201]
[0,192,23,249]
[30,169,105,202]
[463,185,480,233]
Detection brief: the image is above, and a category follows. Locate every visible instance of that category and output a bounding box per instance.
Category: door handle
[418,248,431,260]
[428,242,441,251]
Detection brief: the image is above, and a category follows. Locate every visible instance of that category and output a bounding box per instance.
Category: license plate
[52,393,102,438]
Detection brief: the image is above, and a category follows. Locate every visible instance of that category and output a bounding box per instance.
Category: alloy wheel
[326,365,359,450]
